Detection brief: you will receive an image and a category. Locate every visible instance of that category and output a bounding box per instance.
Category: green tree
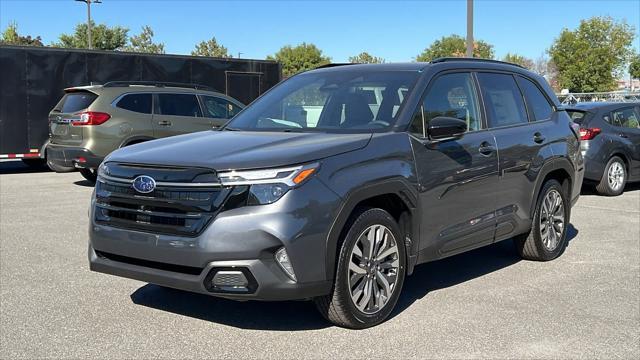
[267,43,331,77]
[416,34,494,62]
[191,37,231,58]
[630,54,640,80]
[549,16,636,92]
[123,25,164,54]
[0,21,43,46]
[502,53,534,69]
[54,21,128,50]
[349,51,384,64]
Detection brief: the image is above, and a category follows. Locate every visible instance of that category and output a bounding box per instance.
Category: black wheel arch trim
[529,157,576,218]
[324,178,419,280]
[119,136,155,148]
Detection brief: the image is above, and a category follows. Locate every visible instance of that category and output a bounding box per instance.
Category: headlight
[218,163,318,205]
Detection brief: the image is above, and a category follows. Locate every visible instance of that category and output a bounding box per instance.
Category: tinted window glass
[516,76,553,121]
[157,94,202,117]
[417,72,481,133]
[567,110,588,125]
[116,94,152,114]
[477,73,528,127]
[225,70,419,132]
[201,96,240,119]
[58,92,98,113]
[610,107,640,129]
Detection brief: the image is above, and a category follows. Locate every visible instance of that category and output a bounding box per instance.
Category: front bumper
[47,144,103,169]
[88,177,342,301]
[89,245,332,300]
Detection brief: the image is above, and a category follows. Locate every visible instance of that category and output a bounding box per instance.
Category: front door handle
[533,132,546,144]
[478,142,496,156]
[158,120,172,126]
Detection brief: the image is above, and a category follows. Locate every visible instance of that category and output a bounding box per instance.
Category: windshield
[225,70,420,132]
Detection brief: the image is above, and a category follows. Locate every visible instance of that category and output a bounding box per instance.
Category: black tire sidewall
[334,208,406,328]
[79,168,97,183]
[531,180,570,260]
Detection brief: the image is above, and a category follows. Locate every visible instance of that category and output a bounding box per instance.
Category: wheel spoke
[349,261,366,275]
[348,223,401,315]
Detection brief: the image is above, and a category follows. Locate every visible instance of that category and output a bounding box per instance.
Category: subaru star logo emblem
[132,175,156,194]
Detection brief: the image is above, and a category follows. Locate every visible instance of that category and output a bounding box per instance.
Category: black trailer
[0,45,281,162]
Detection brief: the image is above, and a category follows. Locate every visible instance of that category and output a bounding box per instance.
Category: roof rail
[314,63,357,69]
[430,57,525,69]
[102,81,216,91]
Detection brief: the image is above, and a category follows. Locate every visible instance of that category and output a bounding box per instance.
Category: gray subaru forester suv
[89,59,584,328]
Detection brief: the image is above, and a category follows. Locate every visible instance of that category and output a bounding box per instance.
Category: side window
[116,94,152,114]
[201,96,240,119]
[610,107,640,129]
[477,73,528,127]
[409,72,481,136]
[156,94,202,117]
[516,76,553,121]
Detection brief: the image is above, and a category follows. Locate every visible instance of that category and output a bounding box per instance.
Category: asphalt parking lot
[1,161,638,359]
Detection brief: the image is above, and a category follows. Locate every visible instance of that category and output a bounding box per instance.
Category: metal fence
[556,91,640,105]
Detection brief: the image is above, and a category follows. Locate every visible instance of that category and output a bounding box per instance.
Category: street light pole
[466,0,474,58]
[75,0,101,50]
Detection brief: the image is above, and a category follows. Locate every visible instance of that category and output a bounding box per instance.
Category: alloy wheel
[348,224,400,314]
[608,161,625,191]
[539,189,565,251]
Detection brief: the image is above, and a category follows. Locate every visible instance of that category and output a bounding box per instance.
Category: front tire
[596,156,626,196]
[79,168,97,183]
[314,208,406,329]
[514,179,569,261]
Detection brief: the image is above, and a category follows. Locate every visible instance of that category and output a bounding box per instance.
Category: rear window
[56,92,98,113]
[567,110,588,125]
[477,73,528,127]
[116,94,152,114]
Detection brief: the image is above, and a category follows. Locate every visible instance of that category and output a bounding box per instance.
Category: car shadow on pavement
[130,284,331,331]
[73,179,95,187]
[0,160,51,174]
[580,182,640,195]
[130,224,578,330]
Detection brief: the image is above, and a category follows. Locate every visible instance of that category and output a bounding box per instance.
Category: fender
[528,156,575,218]
[119,136,155,148]
[323,178,419,280]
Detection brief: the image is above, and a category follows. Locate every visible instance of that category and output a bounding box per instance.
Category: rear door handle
[478,142,496,156]
[158,120,172,126]
[619,133,629,138]
[533,132,546,144]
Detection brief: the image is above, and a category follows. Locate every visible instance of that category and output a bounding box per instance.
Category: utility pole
[238,52,243,59]
[75,0,101,50]
[466,0,474,58]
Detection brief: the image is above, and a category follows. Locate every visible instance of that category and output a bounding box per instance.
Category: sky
[1,0,639,62]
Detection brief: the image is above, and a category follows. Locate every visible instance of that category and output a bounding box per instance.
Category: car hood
[106,130,372,171]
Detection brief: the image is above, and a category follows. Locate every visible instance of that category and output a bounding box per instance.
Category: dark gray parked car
[566,102,640,196]
[89,59,584,328]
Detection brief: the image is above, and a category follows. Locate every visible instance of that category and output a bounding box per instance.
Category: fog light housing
[211,271,249,292]
[275,247,296,282]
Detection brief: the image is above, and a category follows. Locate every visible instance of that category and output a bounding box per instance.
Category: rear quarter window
[116,94,152,114]
[516,76,553,121]
[567,110,588,125]
[56,92,98,113]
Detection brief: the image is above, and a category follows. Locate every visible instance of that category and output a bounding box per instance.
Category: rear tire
[46,159,75,173]
[514,179,569,261]
[596,156,626,196]
[314,208,406,329]
[79,168,97,183]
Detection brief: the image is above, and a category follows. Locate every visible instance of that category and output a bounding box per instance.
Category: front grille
[95,250,203,275]
[94,164,231,237]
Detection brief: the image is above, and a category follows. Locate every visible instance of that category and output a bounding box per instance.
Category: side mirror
[427,116,467,140]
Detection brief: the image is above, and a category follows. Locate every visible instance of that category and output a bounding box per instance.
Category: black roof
[309,58,530,74]
[568,102,640,112]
